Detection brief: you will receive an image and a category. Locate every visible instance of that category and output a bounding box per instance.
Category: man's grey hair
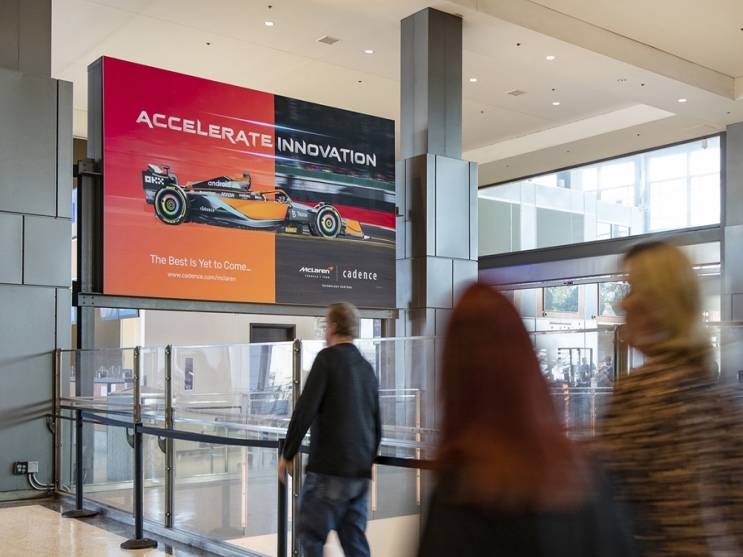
[326,302,360,339]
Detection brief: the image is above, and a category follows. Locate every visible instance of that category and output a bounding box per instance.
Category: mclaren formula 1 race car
[142,164,364,239]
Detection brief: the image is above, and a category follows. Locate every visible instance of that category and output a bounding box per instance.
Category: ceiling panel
[531,0,743,77]
[52,0,743,165]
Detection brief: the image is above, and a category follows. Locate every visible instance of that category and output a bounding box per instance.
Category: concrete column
[397,9,478,337]
[723,124,743,320]
[0,0,75,497]
[721,124,743,383]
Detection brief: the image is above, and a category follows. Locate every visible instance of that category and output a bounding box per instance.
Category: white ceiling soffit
[450,0,739,100]
[464,104,675,163]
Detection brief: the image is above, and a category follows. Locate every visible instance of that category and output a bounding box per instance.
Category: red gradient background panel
[102,57,276,302]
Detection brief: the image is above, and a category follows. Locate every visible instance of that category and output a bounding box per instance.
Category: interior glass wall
[479,136,721,256]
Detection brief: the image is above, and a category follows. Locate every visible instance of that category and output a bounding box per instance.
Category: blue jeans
[297,472,371,557]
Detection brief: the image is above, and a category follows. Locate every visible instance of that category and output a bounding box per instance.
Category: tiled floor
[0,499,222,557]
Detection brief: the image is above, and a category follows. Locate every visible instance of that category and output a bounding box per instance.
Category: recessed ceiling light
[469,78,478,82]
[265,21,274,26]
[546,55,555,60]
[552,101,560,106]
[365,49,374,54]
[678,98,687,103]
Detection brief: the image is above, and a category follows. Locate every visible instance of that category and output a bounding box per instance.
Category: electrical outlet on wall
[13,462,28,475]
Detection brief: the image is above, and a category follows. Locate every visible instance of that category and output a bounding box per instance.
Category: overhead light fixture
[469,78,478,82]
[678,98,687,103]
[365,49,374,54]
[546,55,555,60]
[265,21,274,26]
[552,101,560,106]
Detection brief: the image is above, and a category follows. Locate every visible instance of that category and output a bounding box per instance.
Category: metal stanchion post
[291,339,303,556]
[54,349,61,492]
[121,423,157,550]
[133,347,141,423]
[165,345,175,529]
[277,438,288,557]
[62,408,98,518]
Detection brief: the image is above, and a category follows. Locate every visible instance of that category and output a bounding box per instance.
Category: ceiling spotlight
[552,101,560,106]
[469,78,478,82]
[264,21,274,26]
[365,49,374,54]
[546,55,555,60]
[678,98,687,103]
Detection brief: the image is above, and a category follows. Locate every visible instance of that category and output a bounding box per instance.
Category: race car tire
[310,205,341,238]
[154,186,189,225]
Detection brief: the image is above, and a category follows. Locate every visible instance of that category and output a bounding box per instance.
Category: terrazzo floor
[0,499,224,557]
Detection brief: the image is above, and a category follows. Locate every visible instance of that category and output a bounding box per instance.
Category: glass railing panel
[57,407,76,498]
[170,424,283,557]
[170,343,294,430]
[81,415,135,515]
[140,346,166,422]
[60,348,136,413]
[530,328,616,437]
[142,415,167,525]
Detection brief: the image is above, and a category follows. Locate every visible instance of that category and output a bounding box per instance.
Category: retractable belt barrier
[55,409,433,555]
[57,409,287,554]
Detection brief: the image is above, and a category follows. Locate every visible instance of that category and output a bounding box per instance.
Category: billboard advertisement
[94,57,395,309]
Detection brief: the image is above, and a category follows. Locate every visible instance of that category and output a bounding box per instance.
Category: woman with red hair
[417,283,634,557]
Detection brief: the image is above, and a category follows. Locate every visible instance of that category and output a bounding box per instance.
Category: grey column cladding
[0,0,73,496]
[719,123,742,385]
[397,9,478,338]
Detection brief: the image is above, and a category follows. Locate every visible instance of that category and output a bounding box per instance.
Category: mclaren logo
[299,266,333,275]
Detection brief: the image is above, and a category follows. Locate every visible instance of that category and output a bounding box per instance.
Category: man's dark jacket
[283,343,381,479]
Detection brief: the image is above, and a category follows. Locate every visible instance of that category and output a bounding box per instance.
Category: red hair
[437,283,590,511]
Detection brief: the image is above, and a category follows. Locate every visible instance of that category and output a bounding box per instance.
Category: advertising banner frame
[80,57,397,319]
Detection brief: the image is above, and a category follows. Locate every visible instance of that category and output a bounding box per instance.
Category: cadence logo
[342,268,378,281]
[299,265,333,276]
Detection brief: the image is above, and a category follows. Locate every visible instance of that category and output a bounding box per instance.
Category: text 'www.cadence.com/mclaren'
[167,272,237,282]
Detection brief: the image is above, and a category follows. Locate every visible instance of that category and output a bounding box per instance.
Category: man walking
[278,302,381,557]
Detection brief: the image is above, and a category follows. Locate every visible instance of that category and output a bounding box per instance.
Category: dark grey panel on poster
[0,212,22,284]
[275,236,395,308]
[24,215,72,287]
[0,284,55,491]
[0,68,57,216]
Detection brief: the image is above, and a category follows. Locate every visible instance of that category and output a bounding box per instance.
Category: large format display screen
[94,57,395,308]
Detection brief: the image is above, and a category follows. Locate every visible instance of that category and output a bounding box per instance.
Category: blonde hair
[623,242,709,357]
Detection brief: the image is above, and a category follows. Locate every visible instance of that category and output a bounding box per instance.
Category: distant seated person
[603,356,614,377]
[579,357,595,385]
[595,363,613,388]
